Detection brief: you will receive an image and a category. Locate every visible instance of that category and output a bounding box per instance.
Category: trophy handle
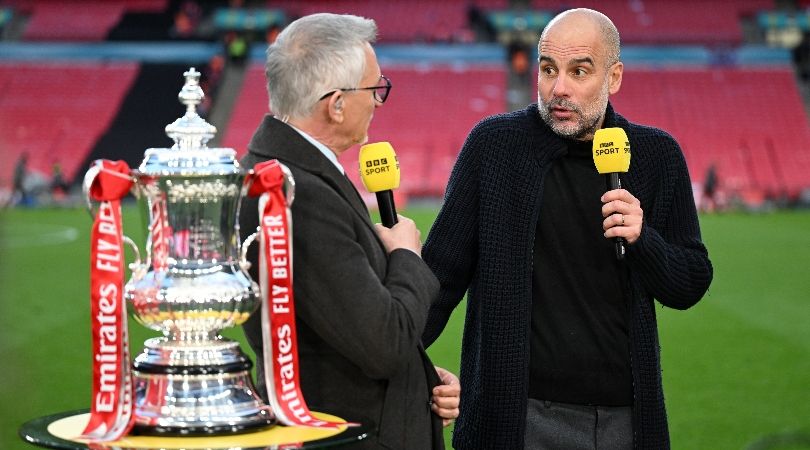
[82,164,103,219]
[238,161,296,273]
[123,235,148,280]
[278,162,296,206]
[82,163,147,280]
[239,229,259,271]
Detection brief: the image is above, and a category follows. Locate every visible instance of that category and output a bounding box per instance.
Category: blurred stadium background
[0,0,809,449]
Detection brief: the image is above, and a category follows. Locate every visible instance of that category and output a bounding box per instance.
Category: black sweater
[422,103,713,449]
[529,138,632,406]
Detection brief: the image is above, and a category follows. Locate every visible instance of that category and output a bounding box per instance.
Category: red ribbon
[247,160,351,428]
[81,160,136,442]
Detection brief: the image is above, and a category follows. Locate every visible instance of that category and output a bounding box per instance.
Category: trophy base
[131,409,275,437]
[132,337,275,436]
[130,412,276,437]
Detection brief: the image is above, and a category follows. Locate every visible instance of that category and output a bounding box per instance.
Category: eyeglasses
[319,75,392,104]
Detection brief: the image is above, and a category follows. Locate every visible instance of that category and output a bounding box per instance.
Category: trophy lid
[138,67,241,176]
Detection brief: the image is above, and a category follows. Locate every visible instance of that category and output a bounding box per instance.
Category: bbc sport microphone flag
[593,127,631,174]
[359,141,400,192]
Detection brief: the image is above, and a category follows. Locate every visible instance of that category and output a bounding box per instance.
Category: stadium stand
[530,0,774,44]
[0,62,139,186]
[22,1,127,41]
[7,0,167,41]
[265,0,508,43]
[220,63,269,155]
[220,62,506,196]
[222,61,809,199]
[613,67,810,200]
[1,0,809,208]
[346,65,506,195]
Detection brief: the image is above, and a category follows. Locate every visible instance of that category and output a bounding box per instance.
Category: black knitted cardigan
[422,103,713,449]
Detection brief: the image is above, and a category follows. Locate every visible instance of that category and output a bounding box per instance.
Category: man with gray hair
[421,8,712,449]
[239,13,459,449]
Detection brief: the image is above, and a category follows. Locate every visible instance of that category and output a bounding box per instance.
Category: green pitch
[1,206,808,449]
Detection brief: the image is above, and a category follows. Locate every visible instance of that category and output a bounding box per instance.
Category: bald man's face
[537,15,622,140]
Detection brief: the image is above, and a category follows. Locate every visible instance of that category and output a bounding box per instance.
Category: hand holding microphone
[593,128,643,260]
[360,142,422,256]
[373,217,422,256]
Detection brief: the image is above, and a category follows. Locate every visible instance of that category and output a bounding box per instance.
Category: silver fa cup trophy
[98,68,275,435]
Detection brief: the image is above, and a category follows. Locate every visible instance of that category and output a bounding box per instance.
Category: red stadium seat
[265,0,508,43]
[15,0,167,41]
[23,1,124,41]
[0,62,139,187]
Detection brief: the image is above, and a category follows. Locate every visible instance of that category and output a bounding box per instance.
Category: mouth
[550,106,574,121]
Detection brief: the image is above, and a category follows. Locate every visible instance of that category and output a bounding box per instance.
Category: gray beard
[538,100,604,140]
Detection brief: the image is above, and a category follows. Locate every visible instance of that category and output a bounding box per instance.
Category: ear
[326,92,345,124]
[608,61,623,95]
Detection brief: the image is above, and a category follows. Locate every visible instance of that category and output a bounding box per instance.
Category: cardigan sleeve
[626,131,713,310]
[421,128,482,347]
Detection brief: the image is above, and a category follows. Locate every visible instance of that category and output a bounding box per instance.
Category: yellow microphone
[593,127,631,260]
[359,141,401,228]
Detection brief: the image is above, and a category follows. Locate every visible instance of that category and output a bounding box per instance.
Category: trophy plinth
[123,68,273,435]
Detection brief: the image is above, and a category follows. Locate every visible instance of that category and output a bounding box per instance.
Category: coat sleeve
[283,169,439,380]
[421,130,481,347]
[626,133,713,310]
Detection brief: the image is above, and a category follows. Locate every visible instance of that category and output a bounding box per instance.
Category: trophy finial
[165,66,217,150]
[185,67,201,81]
[178,67,204,115]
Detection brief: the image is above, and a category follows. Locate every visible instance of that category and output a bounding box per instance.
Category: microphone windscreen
[593,128,631,174]
[359,142,400,193]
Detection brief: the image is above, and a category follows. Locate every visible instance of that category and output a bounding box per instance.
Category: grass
[1,206,808,449]
[658,212,810,449]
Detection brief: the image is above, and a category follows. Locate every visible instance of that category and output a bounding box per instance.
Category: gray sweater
[422,103,713,449]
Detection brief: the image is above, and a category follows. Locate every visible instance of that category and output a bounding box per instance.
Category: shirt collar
[286,122,345,175]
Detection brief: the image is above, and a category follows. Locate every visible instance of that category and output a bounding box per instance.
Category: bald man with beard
[421,8,713,449]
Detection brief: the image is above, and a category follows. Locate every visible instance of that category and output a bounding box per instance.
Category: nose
[552,74,569,98]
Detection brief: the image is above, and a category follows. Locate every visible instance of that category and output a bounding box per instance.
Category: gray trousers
[524,399,633,450]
